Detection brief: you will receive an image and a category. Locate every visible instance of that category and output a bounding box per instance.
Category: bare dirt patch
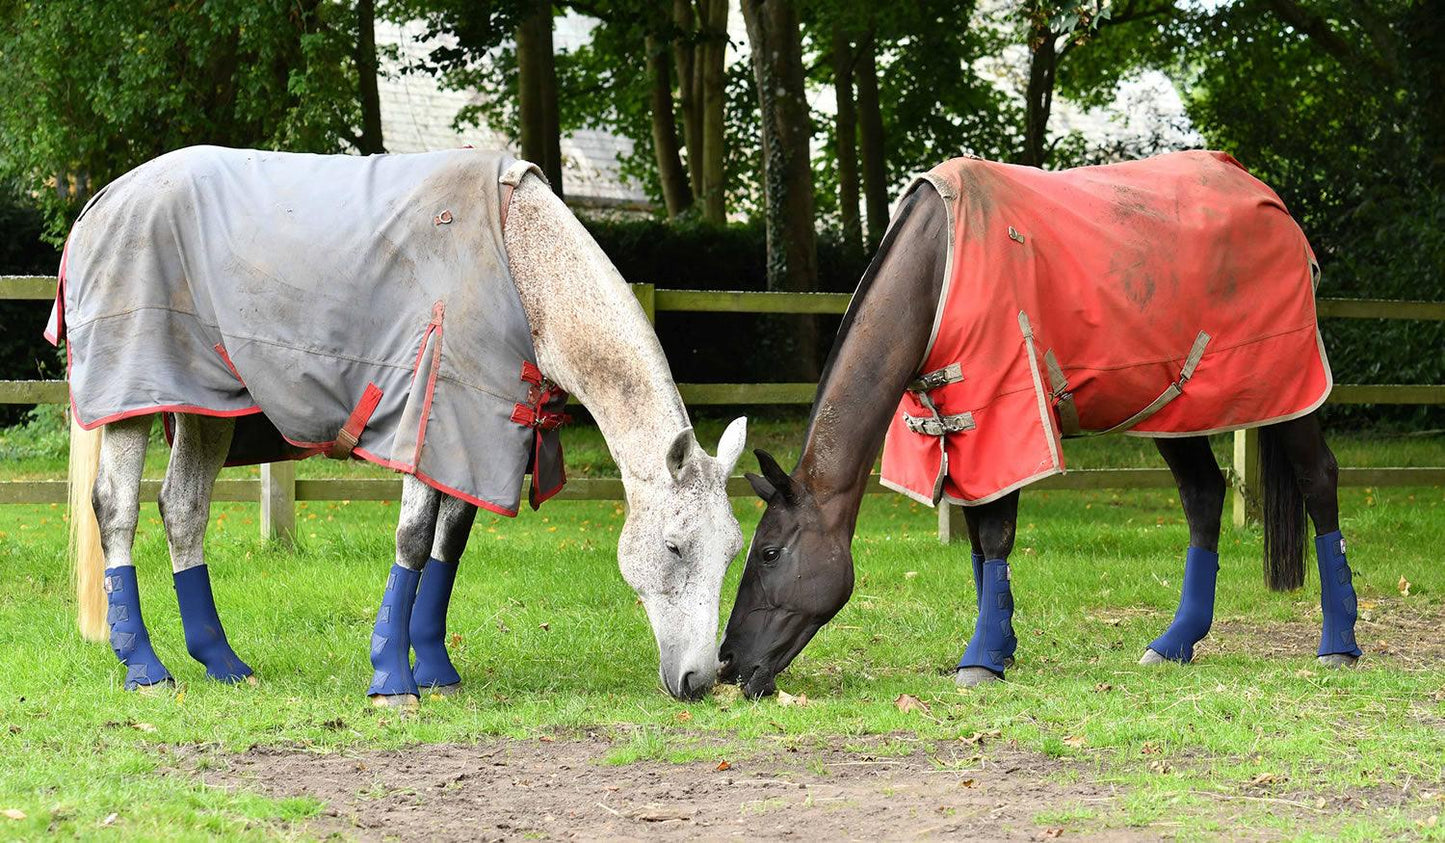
[182,736,1153,841]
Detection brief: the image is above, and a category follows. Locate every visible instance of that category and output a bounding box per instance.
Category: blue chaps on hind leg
[958,558,1017,677]
[1148,547,1219,663]
[104,566,173,690]
[410,557,461,689]
[1316,531,1362,658]
[368,564,423,697]
[174,565,252,682]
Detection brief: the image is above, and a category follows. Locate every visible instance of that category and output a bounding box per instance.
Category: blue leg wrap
[103,566,173,690]
[1148,547,1219,663]
[174,565,253,683]
[367,564,422,697]
[1316,531,1362,658]
[958,558,1016,677]
[410,558,461,689]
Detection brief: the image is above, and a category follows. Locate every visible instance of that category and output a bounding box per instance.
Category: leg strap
[104,566,173,690]
[1147,547,1219,663]
[367,564,423,697]
[1316,531,1362,658]
[410,557,462,689]
[958,558,1016,677]
[174,565,253,683]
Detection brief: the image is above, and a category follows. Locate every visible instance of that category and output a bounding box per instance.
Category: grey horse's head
[617,417,747,700]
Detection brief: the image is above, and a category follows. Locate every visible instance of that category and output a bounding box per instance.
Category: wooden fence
[3,275,1442,544]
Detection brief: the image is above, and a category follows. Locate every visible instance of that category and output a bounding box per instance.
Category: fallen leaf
[1417,815,1438,829]
[1141,742,1160,755]
[131,722,156,733]
[894,693,930,714]
[1247,772,1282,787]
[538,622,550,632]
[904,571,919,579]
[777,691,809,708]
[100,813,118,827]
[1398,576,1411,597]
[1062,735,1087,748]
[675,710,693,723]
[1093,683,1112,693]
[450,633,463,647]
[960,778,976,788]
[961,729,1001,746]
[1043,827,1064,838]
[538,735,555,743]
[715,760,731,772]
[2,810,25,821]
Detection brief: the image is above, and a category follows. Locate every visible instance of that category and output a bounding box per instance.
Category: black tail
[1260,425,1306,591]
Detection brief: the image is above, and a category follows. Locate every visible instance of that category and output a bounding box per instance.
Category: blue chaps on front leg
[958,558,1017,677]
[410,557,461,689]
[1148,547,1220,663]
[104,566,173,690]
[368,564,423,697]
[174,565,252,682]
[1316,531,1362,658]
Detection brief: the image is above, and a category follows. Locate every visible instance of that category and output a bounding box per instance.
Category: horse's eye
[665,540,681,557]
[760,546,782,564]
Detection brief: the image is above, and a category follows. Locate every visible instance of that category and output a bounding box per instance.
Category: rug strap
[1042,349,1082,437]
[330,382,384,459]
[1096,330,1211,435]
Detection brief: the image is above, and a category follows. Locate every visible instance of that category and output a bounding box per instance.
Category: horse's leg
[410,494,478,694]
[368,474,442,705]
[159,414,252,682]
[961,506,985,609]
[955,491,1020,687]
[1140,436,1226,665]
[94,415,174,690]
[1268,414,1361,666]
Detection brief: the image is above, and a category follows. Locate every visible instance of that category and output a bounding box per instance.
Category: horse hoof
[1139,648,1169,666]
[955,667,1003,687]
[420,683,461,698]
[370,693,420,709]
[1317,653,1359,668]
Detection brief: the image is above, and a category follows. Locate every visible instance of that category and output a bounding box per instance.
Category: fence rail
[3,275,1441,542]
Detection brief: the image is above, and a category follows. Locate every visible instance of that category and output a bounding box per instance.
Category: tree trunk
[1021,19,1056,168]
[517,0,563,196]
[832,24,861,257]
[698,0,729,223]
[742,0,819,378]
[356,0,385,155]
[673,0,703,200]
[647,34,693,218]
[855,32,888,249]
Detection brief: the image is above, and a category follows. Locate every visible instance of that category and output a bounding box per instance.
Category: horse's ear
[715,417,747,476]
[753,448,797,505]
[665,427,696,483]
[745,472,776,502]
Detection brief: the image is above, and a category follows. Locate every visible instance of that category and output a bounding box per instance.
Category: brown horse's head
[718,449,854,698]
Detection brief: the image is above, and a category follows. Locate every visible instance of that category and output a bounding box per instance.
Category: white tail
[69,413,107,641]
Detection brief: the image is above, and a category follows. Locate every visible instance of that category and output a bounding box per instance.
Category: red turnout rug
[880,151,1331,506]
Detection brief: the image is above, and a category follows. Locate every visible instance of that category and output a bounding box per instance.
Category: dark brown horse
[718,178,1360,699]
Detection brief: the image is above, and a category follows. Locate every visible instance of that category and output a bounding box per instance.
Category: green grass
[0,418,1443,838]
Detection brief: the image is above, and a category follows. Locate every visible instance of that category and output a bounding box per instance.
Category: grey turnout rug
[47,145,566,515]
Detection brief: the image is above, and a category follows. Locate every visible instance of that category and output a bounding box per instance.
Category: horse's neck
[503,176,690,482]
[797,189,948,531]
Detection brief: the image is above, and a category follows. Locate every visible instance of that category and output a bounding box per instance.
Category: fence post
[938,501,967,544]
[260,461,296,545]
[1232,428,1261,527]
[633,283,656,324]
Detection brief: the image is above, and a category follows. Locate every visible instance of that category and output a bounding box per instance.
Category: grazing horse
[56,146,745,703]
[720,151,1360,698]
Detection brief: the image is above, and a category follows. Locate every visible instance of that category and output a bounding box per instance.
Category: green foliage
[0,0,365,239]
